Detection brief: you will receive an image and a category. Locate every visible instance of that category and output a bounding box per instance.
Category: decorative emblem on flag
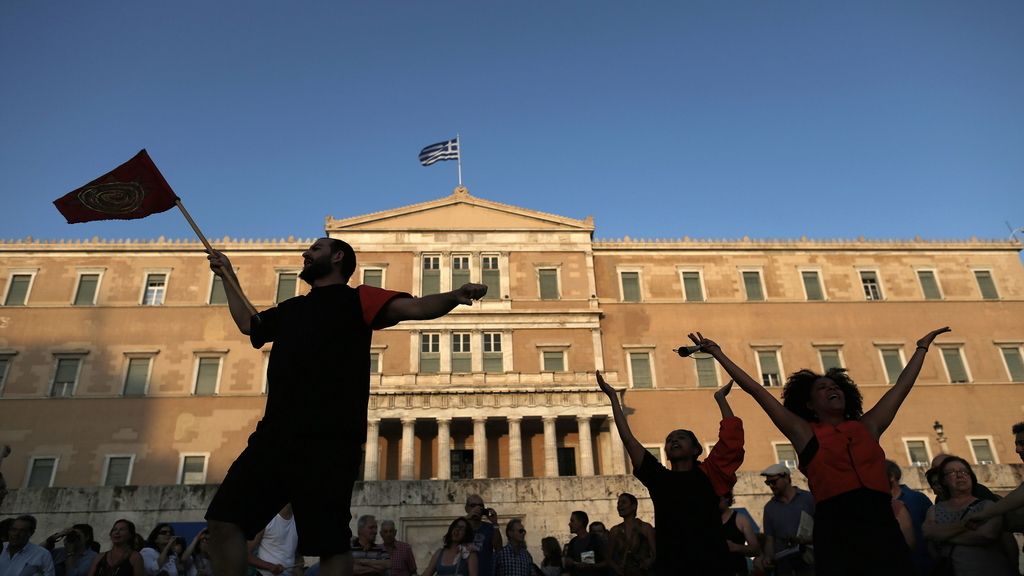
[53,149,179,224]
[77,182,146,214]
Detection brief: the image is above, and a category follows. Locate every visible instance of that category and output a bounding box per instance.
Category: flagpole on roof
[456,133,463,187]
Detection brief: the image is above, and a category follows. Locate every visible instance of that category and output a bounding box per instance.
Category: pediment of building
[325,187,594,232]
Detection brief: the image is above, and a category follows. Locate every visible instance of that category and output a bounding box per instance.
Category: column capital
[507,415,523,423]
[472,415,488,424]
[542,415,558,423]
[401,417,417,425]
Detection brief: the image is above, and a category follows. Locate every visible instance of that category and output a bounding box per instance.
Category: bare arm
[966,481,1024,527]
[130,553,145,576]
[734,513,761,557]
[597,371,646,469]
[714,380,735,419]
[689,333,813,452]
[421,550,440,576]
[377,283,487,325]
[181,529,206,564]
[862,327,950,439]
[467,551,478,576]
[207,250,257,334]
[894,503,916,549]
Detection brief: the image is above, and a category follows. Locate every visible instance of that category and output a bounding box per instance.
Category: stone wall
[4,466,1022,568]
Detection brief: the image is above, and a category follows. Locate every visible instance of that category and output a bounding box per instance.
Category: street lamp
[933,420,949,453]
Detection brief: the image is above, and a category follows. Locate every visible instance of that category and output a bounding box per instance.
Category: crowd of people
[4,240,1024,576]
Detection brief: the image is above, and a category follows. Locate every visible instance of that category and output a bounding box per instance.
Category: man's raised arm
[377,283,487,325]
[597,371,646,470]
[207,250,258,334]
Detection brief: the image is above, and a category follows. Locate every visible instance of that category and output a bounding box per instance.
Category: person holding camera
[45,525,98,576]
[464,495,502,575]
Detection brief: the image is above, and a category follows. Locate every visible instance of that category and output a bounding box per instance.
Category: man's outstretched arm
[207,250,257,334]
[597,371,646,470]
[377,283,487,324]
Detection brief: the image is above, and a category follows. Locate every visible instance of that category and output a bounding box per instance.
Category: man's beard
[299,258,333,284]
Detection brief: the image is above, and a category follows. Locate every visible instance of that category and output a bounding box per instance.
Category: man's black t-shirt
[249,283,408,445]
[566,533,606,576]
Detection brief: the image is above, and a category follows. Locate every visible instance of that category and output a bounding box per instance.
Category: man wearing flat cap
[756,463,816,576]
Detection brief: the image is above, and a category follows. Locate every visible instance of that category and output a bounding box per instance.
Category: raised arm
[207,250,258,334]
[965,481,1024,528]
[377,283,487,325]
[689,333,813,452]
[862,327,950,439]
[714,380,735,419]
[597,371,646,469]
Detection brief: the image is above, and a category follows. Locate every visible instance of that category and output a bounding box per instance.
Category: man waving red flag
[53,149,178,223]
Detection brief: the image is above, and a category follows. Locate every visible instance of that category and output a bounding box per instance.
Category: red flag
[53,149,179,224]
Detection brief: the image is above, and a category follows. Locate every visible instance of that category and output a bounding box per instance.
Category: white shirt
[140,548,177,576]
[0,543,55,576]
[256,514,298,576]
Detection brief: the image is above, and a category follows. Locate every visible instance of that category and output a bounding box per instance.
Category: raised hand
[596,370,616,399]
[687,332,721,354]
[454,283,488,304]
[205,249,234,277]
[714,379,734,400]
[916,327,951,349]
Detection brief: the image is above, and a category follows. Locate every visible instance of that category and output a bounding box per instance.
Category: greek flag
[418,138,459,166]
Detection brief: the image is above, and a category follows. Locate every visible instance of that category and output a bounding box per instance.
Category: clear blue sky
[2,1,1022,243]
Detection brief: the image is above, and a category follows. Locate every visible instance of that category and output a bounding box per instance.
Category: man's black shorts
[206,431,360,557]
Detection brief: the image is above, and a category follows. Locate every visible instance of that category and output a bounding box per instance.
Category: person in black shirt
[204,238,486,576]
[598,372,745,576]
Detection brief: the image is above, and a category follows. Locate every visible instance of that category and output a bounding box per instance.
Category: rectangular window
[539,268,560,300]
[695,356,719,388]
[774,443,797,469]
[880,348,905,385]
[3,274,32,306]
[275,272,298,304]
[0,355,12,396]
[620,271,641,302]
[179,455,207,485]
[451,255,470,289]
[450,449,473,480]
[860,271,883,301]
[974,270,999,300]
[123,357,151,396]
[801,270,824,301]
[542,351,565,372]
[917,270,942,300]
[905,440,930,467]
[681,271,704,302]
[819,348,843,372]
[209,275,227,305]
[73,274,100,306]
[362,268,383,288]
[27,457,57,488]
[483,333,503,373]
[142,274,167,306]
[103,456,133,487]
[969,438,995,465]
[757,350,782,387]
[481,255,500,300]
[940,347,970,383]
[369,352,380,374]
[629,352,653,388]
[644,446,664,466]
[421,255,441,296]
[51,357,82,397]
[194,357,221,396]
[1001,346,1024,382]
[557,447,577,477]
[742,271,764,301]
[419,333,440,373]
[451,333,472,373]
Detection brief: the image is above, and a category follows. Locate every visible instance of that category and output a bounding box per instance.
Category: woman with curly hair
[687,326,950,576]
[422,518,478,576]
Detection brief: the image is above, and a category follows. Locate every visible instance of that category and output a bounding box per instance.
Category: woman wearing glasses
[686,327,951,576]
[923,457,1015,576]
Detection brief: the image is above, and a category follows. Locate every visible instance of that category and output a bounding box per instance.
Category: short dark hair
[72,523,94,544]
[938,456,978,492]
[326,238,356,282]
[619,493,638,507]
[782,368,864,422]
[505,518,523,537]
[571,510,589,528]
[1012,422,1024,435]
[145,523,173,550]
[112,519,137,542]
[885,459,902,482]
[14,515,36,533]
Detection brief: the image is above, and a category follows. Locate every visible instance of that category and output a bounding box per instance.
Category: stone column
[543,416,559,477]
[437,418,451,480]
[473,417,488,479]
[608,416,626,475]
[508,416,523,478]
[400,418,416,480]
[364,419,380,481]
[577,415,595,476]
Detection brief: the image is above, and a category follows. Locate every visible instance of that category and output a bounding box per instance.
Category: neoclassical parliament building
[2,188,1023,492]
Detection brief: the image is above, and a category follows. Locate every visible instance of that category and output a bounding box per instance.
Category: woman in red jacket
[687,327,950,576]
